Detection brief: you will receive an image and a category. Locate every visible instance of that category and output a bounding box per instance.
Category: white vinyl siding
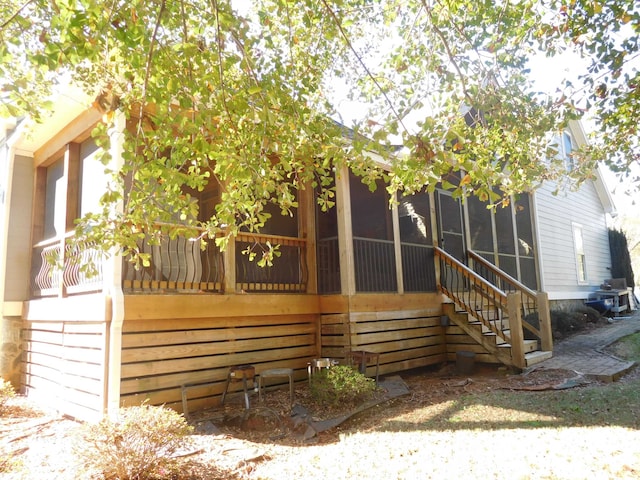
[534,179,611,299]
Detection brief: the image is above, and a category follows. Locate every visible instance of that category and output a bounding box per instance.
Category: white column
[104,111,126,417]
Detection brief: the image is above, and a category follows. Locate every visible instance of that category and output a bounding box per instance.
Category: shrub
[309,365,377,408]
[0,378,16,415]
[525,306,603,341]
[74,403,193,480]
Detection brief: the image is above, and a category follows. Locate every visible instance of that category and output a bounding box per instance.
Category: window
[43,156,65,239]
[558,131,575,171]
[572,223,587,284]
[79,137,107,217]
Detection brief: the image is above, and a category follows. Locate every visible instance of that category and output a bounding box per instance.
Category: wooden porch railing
[435,246,511,341]
[235,232,307,293]
[468,250,553,352]
[32,228,308,297]
[122,232,225,293]
[435,246,552,368]
[31,232,104,297]
[121,228,308,294]
[353,237,397,292]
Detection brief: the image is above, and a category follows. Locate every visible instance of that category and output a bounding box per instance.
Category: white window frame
[572,222,588,285]
[560,131,575,171]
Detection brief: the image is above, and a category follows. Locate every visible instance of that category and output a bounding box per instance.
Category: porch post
[506,292,526,368]
[300,182,317,294]
[429,191,441,288]
[335,165,356,296]
[536,291,553,351]
[104,111,126,418]
[391,196,404,294]
[223,234,236,293]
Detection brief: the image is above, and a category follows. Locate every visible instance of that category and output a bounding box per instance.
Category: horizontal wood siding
[320,293,447,375]
[21,319,106,420]
[121,294,320,413]
[320,313,350,358]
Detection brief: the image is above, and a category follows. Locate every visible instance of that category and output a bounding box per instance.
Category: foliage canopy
[1,0,638,256]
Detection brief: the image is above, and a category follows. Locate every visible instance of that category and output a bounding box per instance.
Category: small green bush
[309,365,377,408]
[74,403,193,480]
[0,378,16,415]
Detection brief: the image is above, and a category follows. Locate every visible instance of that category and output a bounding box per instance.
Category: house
[532,122,617,306]
[0,91,615,421]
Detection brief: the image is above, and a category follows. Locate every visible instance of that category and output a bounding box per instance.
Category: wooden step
[497,339,539,353]
[468,322,511,342]
[524,350,552,366]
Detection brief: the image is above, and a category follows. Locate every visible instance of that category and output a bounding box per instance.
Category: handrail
[435,246,510,342]
[467,249,545,341]
[32,230,77,249]
[434,247,507,303]
[236,231,307,247]
[468,249,536,300]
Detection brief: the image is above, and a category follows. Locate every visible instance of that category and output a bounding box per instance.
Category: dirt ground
[2,360,625,480]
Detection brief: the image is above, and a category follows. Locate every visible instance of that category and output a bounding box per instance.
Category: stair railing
[467,250,553,352]
[434,247,511,344]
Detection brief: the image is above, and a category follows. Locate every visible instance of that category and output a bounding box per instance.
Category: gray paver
[532,309,640,382]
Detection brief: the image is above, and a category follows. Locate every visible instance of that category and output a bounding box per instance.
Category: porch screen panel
[497,255,518,290]
[467,195,493,256]
[515,194,538,290]
[437,192,464,262]
[519,257,538,290]
[495,198,516,288]
[399,192,436,292]
[495,200,515,255]
[350,173,397,292]
[316,179,341,294]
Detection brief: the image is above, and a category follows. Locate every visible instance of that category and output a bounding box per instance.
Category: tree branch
[421,0,474,105]
[319,0,409,136]
[211,0,232,120]
[137,0,166,133]
[0,0,35,30]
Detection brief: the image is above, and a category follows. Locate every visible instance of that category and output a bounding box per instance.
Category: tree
[608,227,635,290]
[1,0,638,262]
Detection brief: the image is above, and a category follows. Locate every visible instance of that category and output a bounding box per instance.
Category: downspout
[103,111,126,418]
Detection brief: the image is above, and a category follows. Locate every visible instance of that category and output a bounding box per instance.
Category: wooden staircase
[435,247,553,369]
[442,303,552,368]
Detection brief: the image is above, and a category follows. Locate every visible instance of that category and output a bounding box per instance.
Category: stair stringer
[443,303,515,367]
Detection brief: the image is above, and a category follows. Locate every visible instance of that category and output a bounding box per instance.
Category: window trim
[572,222,588,285]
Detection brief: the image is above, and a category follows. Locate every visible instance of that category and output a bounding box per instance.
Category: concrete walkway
[533,309,640,382]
